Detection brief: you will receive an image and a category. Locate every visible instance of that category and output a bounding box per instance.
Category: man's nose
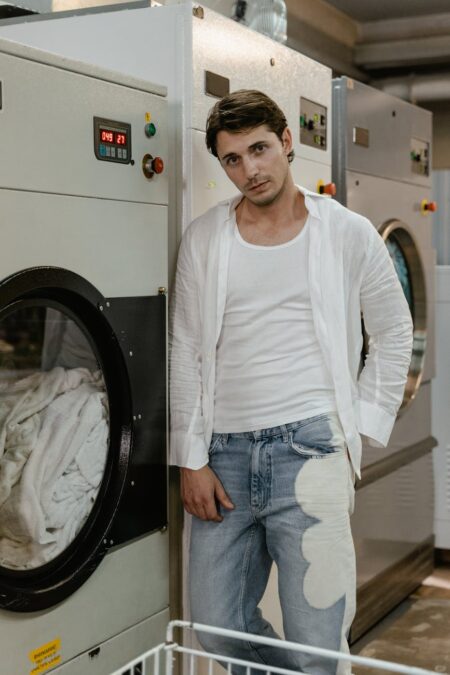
[242,155,259,179]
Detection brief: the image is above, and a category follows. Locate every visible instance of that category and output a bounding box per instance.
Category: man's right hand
[180,465,234,522]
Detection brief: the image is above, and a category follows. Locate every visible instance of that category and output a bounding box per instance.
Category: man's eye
[254,144,266,153]
[227,156,239,166]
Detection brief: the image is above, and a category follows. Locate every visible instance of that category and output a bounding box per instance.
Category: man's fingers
[215,479,234,510]
[180,465,230,521]
[183,495,222,522]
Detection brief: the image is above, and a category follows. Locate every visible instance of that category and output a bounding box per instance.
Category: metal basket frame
[111,620,437,675]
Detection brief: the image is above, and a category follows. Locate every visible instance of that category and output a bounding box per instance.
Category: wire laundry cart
[111,620,437,675]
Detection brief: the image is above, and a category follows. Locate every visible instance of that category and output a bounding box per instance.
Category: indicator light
[142,153,165,179]
[153,156,164,174]
[145,122,157,138]
[317,180,336,196]
[420,198,437,215]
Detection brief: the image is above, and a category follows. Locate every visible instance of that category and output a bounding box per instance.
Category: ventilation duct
[232,0,287,44]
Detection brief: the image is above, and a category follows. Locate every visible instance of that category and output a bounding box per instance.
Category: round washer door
[379,220,427,412]
[0,267,132,611]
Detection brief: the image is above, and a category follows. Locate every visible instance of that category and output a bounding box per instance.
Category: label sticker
[29,638,61,675]
[145,112,152,123]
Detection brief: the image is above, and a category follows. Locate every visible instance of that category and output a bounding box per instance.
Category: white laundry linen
[0,367,109,569]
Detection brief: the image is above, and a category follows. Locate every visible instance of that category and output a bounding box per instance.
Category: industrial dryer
[0,2,335,631]
[0,38,169,674]
[332,77,436,640]
[0,1,334,270]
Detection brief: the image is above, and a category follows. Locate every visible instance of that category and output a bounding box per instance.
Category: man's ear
[281,127,293,155]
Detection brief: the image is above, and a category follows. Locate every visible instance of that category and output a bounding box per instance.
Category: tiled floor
[351,564,450,672]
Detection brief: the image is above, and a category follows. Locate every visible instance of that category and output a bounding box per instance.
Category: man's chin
[246,191,278,207]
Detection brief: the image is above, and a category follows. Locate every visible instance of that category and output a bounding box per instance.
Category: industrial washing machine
[0,38,169,673]
[431,172,450,553]
[0,2,334,631]
[332,77,436,640]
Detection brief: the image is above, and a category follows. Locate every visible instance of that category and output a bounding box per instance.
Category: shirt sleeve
[356,226,414,446]
[169,229,209,469]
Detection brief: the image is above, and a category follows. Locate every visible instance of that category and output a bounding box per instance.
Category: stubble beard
[244,174,288,208]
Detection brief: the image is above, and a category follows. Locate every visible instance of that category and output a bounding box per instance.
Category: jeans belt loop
[281,425,289,443]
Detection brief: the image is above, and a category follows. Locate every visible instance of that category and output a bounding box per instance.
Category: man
[170,90,413,674]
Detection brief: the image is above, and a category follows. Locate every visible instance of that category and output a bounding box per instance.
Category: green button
[145,122,157,138]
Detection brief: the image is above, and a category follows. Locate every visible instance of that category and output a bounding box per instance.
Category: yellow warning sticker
[145,112,152,123]
[29,638,61,675]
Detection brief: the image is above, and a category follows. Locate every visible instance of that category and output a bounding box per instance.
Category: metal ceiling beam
[355,35,450,69]
[359,12,450,43]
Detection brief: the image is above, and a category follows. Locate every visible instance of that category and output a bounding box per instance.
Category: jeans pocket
[288,432,339,458]
[288,413,344,459]
[208,433,224,457]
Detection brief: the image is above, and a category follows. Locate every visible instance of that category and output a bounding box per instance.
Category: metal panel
[0,532,169,674]
[290,156,332,193]
[0,190,168,297]
[346,171,433,249]
[53,608,169,675]
[333,77,432,187]
[352,452,434,561]
[432,266,450,549]
[0,49,168,204]
[432,170,450,265]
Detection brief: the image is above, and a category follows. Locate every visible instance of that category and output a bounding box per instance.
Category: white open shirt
[169,185,413,478]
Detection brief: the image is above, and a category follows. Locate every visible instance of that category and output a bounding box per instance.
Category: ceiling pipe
[376,73,450,103]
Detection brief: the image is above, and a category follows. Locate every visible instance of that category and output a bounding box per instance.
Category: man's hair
[206,89,295,163]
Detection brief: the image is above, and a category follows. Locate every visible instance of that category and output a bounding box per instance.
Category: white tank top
[213,216,336,432]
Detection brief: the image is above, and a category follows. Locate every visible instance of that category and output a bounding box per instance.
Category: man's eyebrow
[248,140,267,150]
[220,140,267,162]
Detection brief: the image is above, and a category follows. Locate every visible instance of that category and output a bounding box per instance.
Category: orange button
[152,157,164,174]
[319,182,336,196]
[421,198,438,214]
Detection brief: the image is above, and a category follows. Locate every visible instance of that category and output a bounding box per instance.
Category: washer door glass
[385,237,413,316]
[0,304,109,571]
[379,220,427,411]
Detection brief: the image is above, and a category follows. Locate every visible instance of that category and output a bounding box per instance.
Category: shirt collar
[226,184,321,220]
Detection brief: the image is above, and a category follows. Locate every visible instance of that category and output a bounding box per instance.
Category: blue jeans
[189,412,356,675]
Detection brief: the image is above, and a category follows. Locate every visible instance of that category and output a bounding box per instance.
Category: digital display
[94,117,131,163]
[100,128,127,145]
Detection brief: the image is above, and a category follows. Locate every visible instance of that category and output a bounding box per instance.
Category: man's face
[215,124,293,207]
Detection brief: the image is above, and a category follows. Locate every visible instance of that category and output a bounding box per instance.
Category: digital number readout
[100,129,127,145]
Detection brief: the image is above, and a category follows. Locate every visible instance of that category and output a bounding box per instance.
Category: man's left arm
[356,228,414,447]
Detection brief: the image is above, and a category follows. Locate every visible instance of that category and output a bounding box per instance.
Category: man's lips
[248,180,269,191]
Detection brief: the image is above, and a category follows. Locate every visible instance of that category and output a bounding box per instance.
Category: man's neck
[235,181,308,246]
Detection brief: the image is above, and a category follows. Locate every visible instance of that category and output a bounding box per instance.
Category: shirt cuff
[169,431,209,469]
[355,399,396,448]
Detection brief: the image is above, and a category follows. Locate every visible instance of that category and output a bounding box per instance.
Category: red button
[425,201,437,212]
[152,157,164,174]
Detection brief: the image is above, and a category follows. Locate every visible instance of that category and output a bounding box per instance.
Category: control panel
[411,137,429,176]
[94,117,131,163]
[300,98,327,150]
